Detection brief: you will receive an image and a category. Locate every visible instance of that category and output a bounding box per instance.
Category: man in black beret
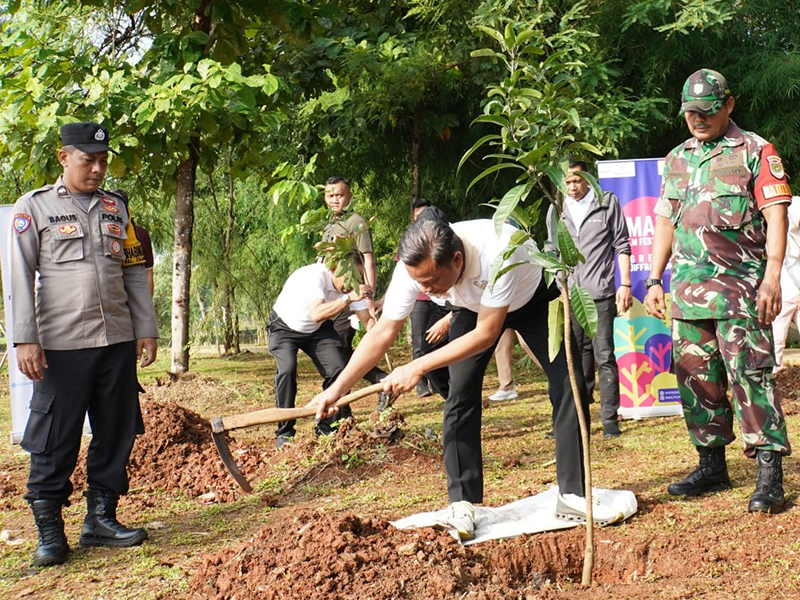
[9,121,159,566]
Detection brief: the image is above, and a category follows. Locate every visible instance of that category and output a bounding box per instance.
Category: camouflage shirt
[654,121,791,320]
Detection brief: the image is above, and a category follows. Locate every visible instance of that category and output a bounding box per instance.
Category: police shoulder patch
[14,213,31,234]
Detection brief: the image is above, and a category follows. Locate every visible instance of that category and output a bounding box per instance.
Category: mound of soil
[187,496,800,600]
[187,510,574,599]
[72,399,267,504]
[70,385,413,506]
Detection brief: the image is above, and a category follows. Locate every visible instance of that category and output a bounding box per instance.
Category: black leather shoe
[79,490,147,548]
[416,381,432,398]
[748,450,785,513]
[603,421,622,439]
[29,499,69,567]
[668,446,732,496]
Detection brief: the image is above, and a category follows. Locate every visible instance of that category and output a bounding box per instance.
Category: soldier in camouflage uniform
[645,69,791,513]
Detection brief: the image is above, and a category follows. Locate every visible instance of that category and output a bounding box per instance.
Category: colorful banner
[598,159,682,419]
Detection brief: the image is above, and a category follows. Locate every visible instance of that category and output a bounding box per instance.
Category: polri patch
[767,155,785,179]
[111,240,122,254]
[14,213,31,233]
[106,223,123,236]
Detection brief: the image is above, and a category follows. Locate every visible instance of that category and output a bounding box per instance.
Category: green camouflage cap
[680,69,732,115]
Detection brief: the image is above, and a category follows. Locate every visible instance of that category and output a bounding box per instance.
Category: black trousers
[23,341,143,502]
[332,311,387,384]
[410,299,450,398]
[570,296,620,427]
[444,282,590,503]
[268,315,348,437]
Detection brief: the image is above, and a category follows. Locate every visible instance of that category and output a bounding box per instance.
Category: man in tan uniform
[321,176,388,392]
[10,122,159,566]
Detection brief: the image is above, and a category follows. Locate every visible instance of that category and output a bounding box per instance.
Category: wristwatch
[645,278,662,289]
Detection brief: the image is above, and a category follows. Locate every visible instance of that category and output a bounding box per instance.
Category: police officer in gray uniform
[9,122,159,567]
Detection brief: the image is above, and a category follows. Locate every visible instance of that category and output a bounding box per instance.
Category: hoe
[211,383,387,493]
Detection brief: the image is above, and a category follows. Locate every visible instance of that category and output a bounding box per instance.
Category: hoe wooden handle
[211,383,385,433]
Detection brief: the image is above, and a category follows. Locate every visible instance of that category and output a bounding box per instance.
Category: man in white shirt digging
[311,216,624,540]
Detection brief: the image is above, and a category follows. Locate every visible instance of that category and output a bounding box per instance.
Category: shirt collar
[459,233,481,282]
[566,187,595,206]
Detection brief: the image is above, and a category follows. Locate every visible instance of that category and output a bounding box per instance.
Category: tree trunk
[171,141,199,372]
[410,105,422,205]
[170,2,211,372]
[221,161,237,354]
[233,307,240,353]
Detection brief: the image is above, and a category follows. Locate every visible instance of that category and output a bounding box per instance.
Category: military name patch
[710,166,747,178]
[767,155,785,179]
[101,212,123,224]
[710,152,747,178]
[762,183,792,200]
[48,213,78,224]
[14,213,31,234]
[57,224,78,236]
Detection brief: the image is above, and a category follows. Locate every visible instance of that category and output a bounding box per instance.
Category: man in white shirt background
[772,196,800,372]
[269,251,372,448]
[547,160,632,438]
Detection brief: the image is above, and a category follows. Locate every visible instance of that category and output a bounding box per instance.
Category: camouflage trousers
[673,318,791,457]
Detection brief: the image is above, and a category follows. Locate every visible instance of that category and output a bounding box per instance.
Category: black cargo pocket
[20,392,56,454]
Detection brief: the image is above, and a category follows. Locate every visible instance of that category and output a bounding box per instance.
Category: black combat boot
[78,490,148,548]
[29,499,70,567]
[667,446,732,496]
[748,450,785,513]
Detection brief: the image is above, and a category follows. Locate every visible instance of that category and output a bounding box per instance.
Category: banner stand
[598,159,682,420]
